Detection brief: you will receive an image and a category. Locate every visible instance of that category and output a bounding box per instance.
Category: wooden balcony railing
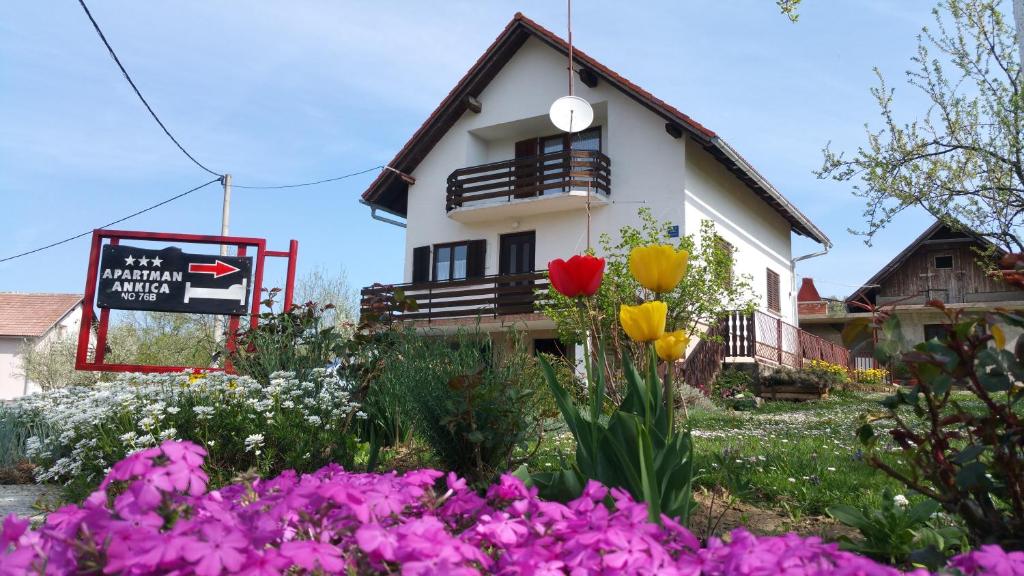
[723,309,852,369]
[360,271,550,322]
[446,150,611,211]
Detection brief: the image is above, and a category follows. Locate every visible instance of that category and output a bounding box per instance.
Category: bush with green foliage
[373,328,549,484]
[828,490,968,568]
[541,209,755,395]
[711,369,753,399]
[759,366,829,393]
[7,369,363,499]
[523,342,696,524]
[804,359,850,389]
[854,304,1024,549]
[228,291,347,382]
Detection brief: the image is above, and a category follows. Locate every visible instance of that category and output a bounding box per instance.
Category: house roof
[360,12,830,247]
[845,221,995,306]
[0,293,83,338]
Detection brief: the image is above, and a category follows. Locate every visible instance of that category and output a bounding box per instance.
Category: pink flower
[3,440,1020,576]
[278,541,344,573]
[0,515,28,550]
[355,523,399,562]
[182,524,248,576]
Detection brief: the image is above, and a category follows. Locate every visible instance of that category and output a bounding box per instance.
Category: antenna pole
[568,0,574,96]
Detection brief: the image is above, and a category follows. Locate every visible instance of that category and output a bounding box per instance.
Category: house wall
[401,36,798,324]
[683,141,797,324]
[0,338,29,400]
[0,304,84,400]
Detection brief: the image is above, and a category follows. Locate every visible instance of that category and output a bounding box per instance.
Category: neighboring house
[0,293,84,399]
[360,13,831,360]
[799,221,1024,365]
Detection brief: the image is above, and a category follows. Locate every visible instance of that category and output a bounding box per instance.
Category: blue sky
[0,1,942,300]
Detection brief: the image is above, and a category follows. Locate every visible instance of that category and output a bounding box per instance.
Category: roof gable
[846,221,996,305]
[0,293,83,338]
[360,13,829,246]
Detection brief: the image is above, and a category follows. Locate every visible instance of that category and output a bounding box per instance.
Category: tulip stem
[664,358,674,436]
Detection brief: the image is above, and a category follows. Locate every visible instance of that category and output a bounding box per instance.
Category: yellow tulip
[629,245,689,293]
[992,324,1006,349]
[619,301,667,342]
[655,330,689,362]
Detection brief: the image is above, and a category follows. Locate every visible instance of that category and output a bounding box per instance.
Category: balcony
[445,150,610,223]
[361,271,550,323]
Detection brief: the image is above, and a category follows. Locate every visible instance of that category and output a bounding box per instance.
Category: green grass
[688,391,906,518]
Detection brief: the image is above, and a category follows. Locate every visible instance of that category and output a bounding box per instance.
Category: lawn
[687,391,902,519]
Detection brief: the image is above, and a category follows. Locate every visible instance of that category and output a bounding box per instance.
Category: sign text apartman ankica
[97,244,253,315]
[77,229,299,374]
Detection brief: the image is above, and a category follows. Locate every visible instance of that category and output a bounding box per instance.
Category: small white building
[0,293,84,399]
[360,13,830,354]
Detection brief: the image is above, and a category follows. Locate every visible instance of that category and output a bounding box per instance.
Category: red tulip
[548,255,605,297]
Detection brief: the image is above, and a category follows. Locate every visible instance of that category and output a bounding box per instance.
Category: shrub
[804,359,850,388]
[541,210,756,400]
[760,366,827,393]
[711,368,753,399]
[828,490,968,568]
[2,440,1020,575]
[856,305,1024,549]
[228,294,347,382]
[10,370,363,498]
[853,367,890,387]
[374,329,548,484]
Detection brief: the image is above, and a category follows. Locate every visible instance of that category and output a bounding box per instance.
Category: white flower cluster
[6,369,361,486]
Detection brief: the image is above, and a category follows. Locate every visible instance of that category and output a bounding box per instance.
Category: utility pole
[213,174,231,350]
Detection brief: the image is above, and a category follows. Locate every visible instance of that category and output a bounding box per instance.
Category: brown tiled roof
[361,12,830,246]
[0,293,83,338]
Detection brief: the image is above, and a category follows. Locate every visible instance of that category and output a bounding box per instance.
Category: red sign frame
[75,229,298,374]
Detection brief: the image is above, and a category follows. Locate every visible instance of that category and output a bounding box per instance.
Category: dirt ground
[689,488,859,542]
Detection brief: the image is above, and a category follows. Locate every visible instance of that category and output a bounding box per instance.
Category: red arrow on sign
[188,260,240,278]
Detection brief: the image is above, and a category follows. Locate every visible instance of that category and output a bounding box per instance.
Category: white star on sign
[124,255,136,266]
[139,256,150,267]
[151,256,162,267]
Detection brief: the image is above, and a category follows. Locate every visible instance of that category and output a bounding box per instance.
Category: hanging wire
[0,178,222,263]
[77,0,223,178]
[232,165,385,189]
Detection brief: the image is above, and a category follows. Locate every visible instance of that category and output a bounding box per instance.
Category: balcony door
[514,127,601,197]
[498,231,536,313]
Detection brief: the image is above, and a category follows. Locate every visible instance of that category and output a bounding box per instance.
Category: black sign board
[97,244,253,315]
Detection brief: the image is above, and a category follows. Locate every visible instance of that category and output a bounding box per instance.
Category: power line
[76,0,222,178]
[0,178,221,264]
[76,0,392,192]
[233,165,385,189]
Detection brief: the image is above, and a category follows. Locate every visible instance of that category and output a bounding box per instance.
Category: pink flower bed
[1,441,1022,575]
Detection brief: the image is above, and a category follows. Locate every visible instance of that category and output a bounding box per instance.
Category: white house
[359,13,830,356]
[0,293,84,399]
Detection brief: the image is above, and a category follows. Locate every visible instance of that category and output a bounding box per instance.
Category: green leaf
[951,444,985,465]
[857,422,876,445]
[827,505,869,529]
[906,499,940,525]
[955,461,989,490]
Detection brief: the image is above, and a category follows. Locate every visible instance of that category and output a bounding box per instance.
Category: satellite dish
[549,95,593,133]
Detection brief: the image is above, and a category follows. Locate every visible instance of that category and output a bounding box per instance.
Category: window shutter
[766,268,781,312]
[514,139,539,199]
[514,138,539,158]
[412,246,430,283]
[467,239,487,278]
